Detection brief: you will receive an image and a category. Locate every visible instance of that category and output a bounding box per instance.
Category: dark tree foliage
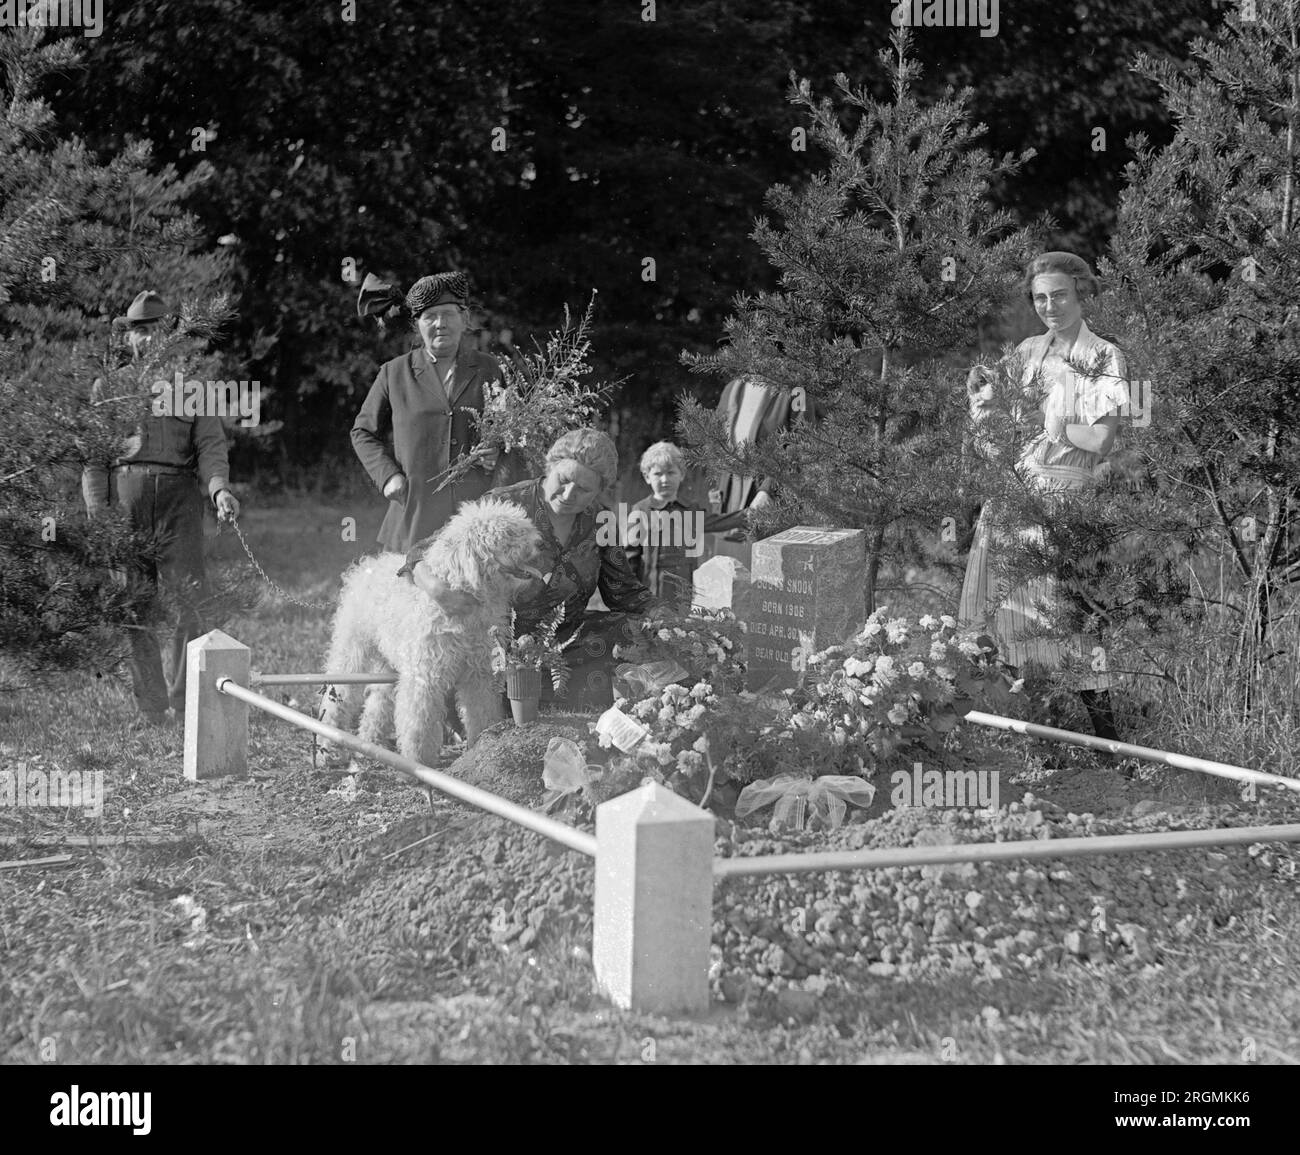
[0,26,242,675]
[44,0,1226,493]
[678,31,1037,613]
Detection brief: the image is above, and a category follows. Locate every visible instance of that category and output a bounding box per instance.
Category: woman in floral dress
[960,252,1130,744]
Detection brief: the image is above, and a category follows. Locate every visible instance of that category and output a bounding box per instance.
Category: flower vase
[506,666,545,725]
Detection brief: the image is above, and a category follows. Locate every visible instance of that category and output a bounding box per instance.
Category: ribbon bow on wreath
[735,773,876,831]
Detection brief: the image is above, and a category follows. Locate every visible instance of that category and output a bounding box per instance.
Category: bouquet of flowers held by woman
[489,605,579,695]
[428,291,616,494]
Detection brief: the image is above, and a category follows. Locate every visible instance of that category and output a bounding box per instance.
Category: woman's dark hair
[1020,251,1100,302]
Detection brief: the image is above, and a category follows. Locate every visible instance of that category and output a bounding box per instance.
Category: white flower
[664,684,689,702]
[843,656,873,678]
[692,734,711,753]
[918,614,937,629]
[683,704,707,727]
[929,642,947,662]
[1009,678,1025,693]
[690,681,712,701]
[657,629,671,641]
[886,619,909,644]
[658,706,675,723]
[871,654,897,688]
[907,661,926,679]
[858,691,875,707]
[936,666,954,680]
[861,620,883,638]
[887,704,908,725]
[940,614,957,629]
[956,638,980,657]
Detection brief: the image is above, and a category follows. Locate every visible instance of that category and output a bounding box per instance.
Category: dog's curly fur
[320,497,543,765]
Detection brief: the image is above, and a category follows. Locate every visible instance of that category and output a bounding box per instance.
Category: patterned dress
[959,321,1130,690]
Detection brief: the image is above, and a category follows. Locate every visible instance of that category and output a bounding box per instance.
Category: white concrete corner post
[184,630,250,782]
[593,781,715,1015]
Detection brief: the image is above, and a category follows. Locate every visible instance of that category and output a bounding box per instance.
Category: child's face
[644,463,682,502]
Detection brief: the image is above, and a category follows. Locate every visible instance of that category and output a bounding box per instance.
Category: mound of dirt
[710,790,1300,1007]
[331,769,1300,1007]
[306,716,1300,1010]
[448,713,595,806]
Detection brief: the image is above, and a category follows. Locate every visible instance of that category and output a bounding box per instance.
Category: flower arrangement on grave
[792,607,1024,767]
[588,680,870,816]
[489,605,579,697]
[611,605,747,695]
[427,292,615,494]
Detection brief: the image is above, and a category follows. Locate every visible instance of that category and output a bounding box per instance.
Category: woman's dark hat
[405,271,469,317]
[112,290,168,328]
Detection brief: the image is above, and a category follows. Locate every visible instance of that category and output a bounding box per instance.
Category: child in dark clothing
[623,441,721,609]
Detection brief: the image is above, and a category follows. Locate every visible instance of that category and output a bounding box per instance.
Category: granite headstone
[738,526,866,692]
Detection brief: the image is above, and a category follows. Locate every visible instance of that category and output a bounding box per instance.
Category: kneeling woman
[402,428,657,711]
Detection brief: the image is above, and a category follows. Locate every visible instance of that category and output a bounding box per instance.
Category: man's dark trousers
[112,468,208,716]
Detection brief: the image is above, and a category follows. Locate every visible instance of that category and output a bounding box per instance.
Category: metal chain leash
[224,517,336,612]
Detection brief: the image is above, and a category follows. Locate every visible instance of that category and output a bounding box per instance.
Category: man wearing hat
[351,270,509,552]
[82,290,241,725]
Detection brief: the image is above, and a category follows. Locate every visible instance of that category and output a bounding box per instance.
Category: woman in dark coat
[351,271,515,552]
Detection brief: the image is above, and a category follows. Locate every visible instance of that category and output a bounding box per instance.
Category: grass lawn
[2,492,1298,1065]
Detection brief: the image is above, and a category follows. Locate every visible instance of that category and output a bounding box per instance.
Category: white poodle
[320,497,545,766]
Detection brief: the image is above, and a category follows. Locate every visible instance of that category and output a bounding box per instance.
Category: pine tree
[0,25,235,677]
[677,29,1036,612]
[1082,0,1300,703]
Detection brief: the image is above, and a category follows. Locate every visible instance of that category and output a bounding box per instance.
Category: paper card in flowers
[593,705,651,752]
[735,773,876,831]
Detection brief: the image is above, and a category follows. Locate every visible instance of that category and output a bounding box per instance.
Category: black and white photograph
[1,0,1297,1106]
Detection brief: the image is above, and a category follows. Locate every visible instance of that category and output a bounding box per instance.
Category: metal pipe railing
[714,822,1300,878]
[252,672,397,686]
[963,710,1300,793]
[216,677,597,858]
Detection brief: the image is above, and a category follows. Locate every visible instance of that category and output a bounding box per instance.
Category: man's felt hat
[405,271,470,317]
[113,290,168,328]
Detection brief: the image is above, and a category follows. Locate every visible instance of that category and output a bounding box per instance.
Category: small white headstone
[593,781,714,1014]
[693,555,750,611]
